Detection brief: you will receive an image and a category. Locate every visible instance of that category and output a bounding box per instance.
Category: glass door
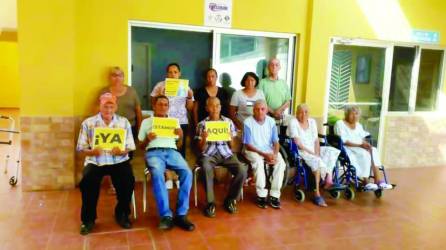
[212,30,296,108]
[326,43,389,148]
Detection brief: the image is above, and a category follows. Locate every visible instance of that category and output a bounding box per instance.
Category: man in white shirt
[243,100,286,209]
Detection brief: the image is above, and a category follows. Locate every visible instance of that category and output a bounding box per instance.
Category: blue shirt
[243,115,278,153]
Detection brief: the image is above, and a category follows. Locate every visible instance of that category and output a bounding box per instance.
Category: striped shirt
[76,113,136,166]
[195,116,237,159]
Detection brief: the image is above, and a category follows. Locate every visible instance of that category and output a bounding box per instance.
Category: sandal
[313,196,327,207]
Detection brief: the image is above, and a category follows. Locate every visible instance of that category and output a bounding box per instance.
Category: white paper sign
[204,0,232,28]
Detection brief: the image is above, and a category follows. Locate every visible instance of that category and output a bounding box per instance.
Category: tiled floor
[1,108,445,249]
[0,166,445,250]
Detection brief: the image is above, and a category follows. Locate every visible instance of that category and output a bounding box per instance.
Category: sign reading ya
[93,128,126,151]
[164,78,189,97]
[205,121,231,141]
[151,117,179,138]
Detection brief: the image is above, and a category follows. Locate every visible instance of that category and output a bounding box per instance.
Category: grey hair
[254,99,267,108]
[268,58,280,66]
[344,105,361,117]
[206,96,220,106]
[296,103,309,112]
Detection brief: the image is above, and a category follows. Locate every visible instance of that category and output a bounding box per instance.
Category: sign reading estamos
[151,117,179,138]
[93,128,126,151]
[205,121,231,141]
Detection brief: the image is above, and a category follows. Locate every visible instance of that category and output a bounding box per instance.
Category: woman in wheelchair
[334,106,392,190]
[287,104,341,207]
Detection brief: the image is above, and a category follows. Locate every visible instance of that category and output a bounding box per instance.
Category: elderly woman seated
[334,105,392,190]
[287,104,341,207]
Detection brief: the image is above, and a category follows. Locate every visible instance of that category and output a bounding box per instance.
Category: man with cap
[77,93,136,235]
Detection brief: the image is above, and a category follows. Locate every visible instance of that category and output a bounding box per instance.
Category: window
[215,33,294,91]
[327,44,386,146]
[388,46,444,112]
[388,46,416,111]
[416,49,444,111]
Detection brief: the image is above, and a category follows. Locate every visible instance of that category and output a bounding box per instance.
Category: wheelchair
[279,132,346,203]
[324,124,396,200]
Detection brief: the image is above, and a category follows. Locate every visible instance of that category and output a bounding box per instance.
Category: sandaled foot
[364,183,378,191]
[313,196,327,207]
[377,181,393,190]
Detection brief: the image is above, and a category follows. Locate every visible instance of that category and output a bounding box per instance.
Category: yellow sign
[205,121,231,142]
[93,127,126,151]
[164,78,189,97]
[151,117,179,138]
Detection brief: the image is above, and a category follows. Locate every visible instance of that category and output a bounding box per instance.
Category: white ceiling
[0,0,17,31]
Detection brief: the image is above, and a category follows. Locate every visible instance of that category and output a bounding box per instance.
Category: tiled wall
[24,113,444,190]
[382,114,446,168]
[21,116,75,191]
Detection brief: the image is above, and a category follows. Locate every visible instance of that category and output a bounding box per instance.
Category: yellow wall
[306,0,446,117]
[17,0,76,116]
[18,0,309,116]
[17,0,446,117]
[0,41,20,107]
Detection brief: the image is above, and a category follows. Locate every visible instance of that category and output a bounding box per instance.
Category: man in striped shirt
[196,97,247,218]
[77,93,136,235]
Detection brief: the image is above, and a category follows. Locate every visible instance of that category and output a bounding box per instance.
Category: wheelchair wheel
[9,176,17,186]
[329,190,341,200]
[374,189,383,198]
[279,145,290,190]
[344,187,355,200]
[294,187,305,202]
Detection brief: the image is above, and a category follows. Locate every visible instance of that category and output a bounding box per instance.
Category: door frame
[324,37,446,158]
[128,20,297,110]
[323,37,394,156]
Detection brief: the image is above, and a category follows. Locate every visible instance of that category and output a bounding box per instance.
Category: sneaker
[204,202,216,218]
[223,199,237,214]
[269,197,281,209]
[364,183,378,191]
[158,216,174,230]
[378,182,393,190]
[173,215,195,231]
[115,214,132,229]
[80,221,95,235]
[165,180,173,189]
[256,196,267,209]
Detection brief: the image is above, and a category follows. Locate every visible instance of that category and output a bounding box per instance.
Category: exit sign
[412,30,440,44]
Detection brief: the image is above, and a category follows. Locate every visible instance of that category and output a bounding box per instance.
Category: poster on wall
[204,0,232,28]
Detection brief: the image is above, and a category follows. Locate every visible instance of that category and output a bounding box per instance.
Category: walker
[0,115,20,186]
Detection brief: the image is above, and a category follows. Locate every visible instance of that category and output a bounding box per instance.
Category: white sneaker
[379,182,393,190]
[175,180,180,188]
[364,183,378,191]
[165,180,173,189]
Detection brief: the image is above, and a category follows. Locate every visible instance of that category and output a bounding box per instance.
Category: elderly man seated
[243,100,286,209]
[138,95,195,231]
[196,97,247,217]
[77,93,135,235]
